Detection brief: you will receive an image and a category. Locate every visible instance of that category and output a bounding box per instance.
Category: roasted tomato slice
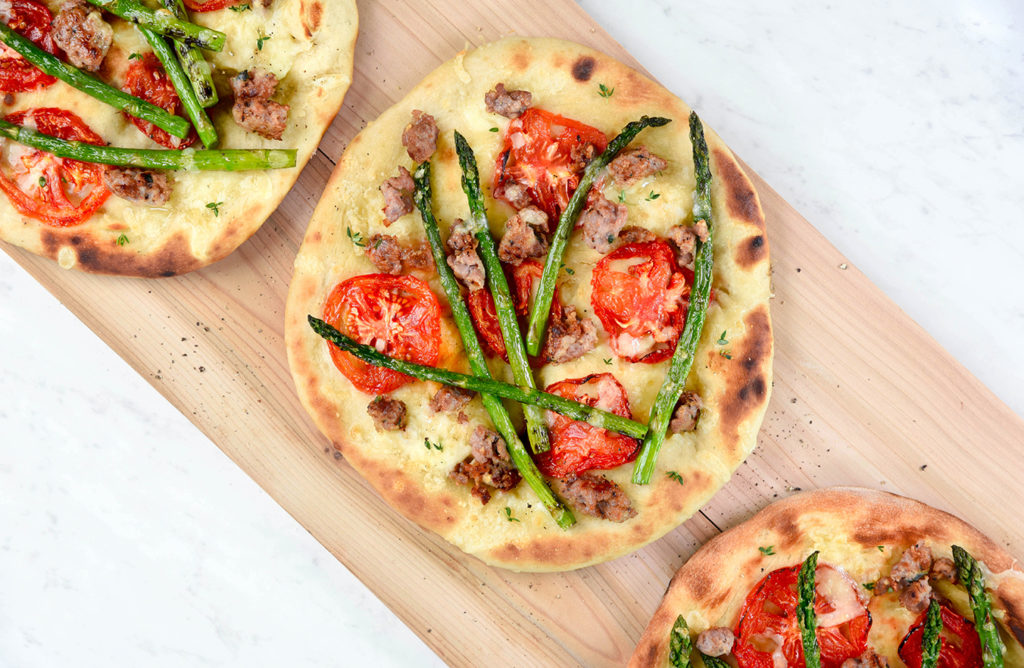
[467,260,554,364]
[733,563,871,668]
[182,0,245,11]
[0,0,60,92]
[122,53,196,149]
[322,274,441,395]
[591,240,689,363]
[534,373,639,477]
[0,108,110,227]
[898,601,983,668]
[493,107,608,221]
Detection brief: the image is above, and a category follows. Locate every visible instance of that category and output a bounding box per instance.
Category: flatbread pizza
[631,487,1024,667]
[285,37,773,571]
[0,0,356,276]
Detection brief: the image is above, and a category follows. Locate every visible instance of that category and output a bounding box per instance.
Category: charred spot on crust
[572,56,596,82]
[301,0,323,37]
[717,306,772,447]
[736,234,768,269]
[713,148,764,231]
[768,507,802,550]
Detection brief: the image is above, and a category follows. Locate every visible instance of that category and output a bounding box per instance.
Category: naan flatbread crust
[286,37,773,571]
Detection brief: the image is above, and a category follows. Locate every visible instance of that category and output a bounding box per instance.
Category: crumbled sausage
[430,386,474,414]
[364,233,434,275]
[553,473,636,522]
[669,392,703,433]
[484,83,532,118]
[899,578,933,613]
[542,306,597,364]
[380,165,415,224]
[695,627,735,657]
[51,0,113,72]
[930,557,957,583]
[401,109,438,162]
[667,224,697,268]
[103,167,171,206]
[446,219,486,291]
[890,542,933,586]
[841,651,891,668]
[579,193,628,253]
[231,69,289,140]
[449,426,521,504]
[500,181,533,210]
[497,205,548,265]
[607,146,667,185]
[569,141,597,172]
[874,575,896,594]
[693,219,709,242]
[366,396,407,432]
[617,225,656,245]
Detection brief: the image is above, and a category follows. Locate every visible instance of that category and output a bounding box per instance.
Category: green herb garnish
[598,83,614,98]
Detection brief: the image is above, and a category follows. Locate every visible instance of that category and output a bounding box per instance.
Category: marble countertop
[2,0,1021,665]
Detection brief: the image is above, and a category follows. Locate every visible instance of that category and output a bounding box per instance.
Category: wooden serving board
[5,1,1024,665]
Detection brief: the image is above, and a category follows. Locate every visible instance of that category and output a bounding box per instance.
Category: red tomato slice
[0,108,110,227]
[733,564,872,668]
[0,0,60,92]
[898,601,983,668]
[182,0,245,11]
[534,373,639,477]
[493,107,608,221]
[466,260,553,365]
[122,53,196,149]
[590,240,690,364]
[322,274,441,395]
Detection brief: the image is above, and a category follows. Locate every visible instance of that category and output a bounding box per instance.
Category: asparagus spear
[453,130,549,454]
[0,118,294,170]
[699,655,730,668]
[631,112,714,484]
[796,550,822,668]
[159,0,219,107]
[668,615,693,668]
[0,23,190,139]
[84,0,226,51]
[307,316,649,440]
[523,114,671,356]
[953,545,1006,667]
[412,160,574,529]
[139,29,218,148]
[921,599,942,668]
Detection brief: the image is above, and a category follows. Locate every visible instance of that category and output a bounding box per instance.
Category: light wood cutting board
[4,1,1023,665]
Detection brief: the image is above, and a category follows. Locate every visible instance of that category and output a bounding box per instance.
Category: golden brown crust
[0,0,357,277]
[630,487,1024,666]
[285,37,773,571]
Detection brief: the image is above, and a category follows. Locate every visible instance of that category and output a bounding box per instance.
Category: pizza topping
[379,165,415,224]
[0,0,60,92]
[401,109,438,162]
[606,145,667,185]
[541,303,597,363]
[365,233,434,275]
[492,107,608,220]
[322,274,441,395]
[497,204,548,265]
[103,167,171,206]
[182,0,253,10]
[231,69,289,140]
[899,578,933,614]
[366,395,407,432]
[449,426,521,504]
[667,222,710,269]
[429,385,474,414]
[552,472,636,522]
[930,557,957,583]
[668,391,703,433]
[484,82,532,119]
[446,218,486,291]
[696,627,736,657]
[501,180,532,210]
[617,225,656,245]
[50,0,112,73]
[536,373,640,477]
[839,650,890,667]
[591,240,690,363]
[890,542,934,587]
[579,190,628,253]
[898,600,983,668]
[121,52,197,149]
[733,563,871,668]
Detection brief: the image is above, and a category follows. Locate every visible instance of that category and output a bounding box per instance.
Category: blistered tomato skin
[898,601,983,668]
[0,0,61,92]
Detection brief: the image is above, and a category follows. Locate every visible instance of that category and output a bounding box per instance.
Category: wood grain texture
[3,1,1022,666]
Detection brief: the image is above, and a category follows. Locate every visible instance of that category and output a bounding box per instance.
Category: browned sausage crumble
[366,396,407,432]
[401,109,438,163]
[231,69,290,140]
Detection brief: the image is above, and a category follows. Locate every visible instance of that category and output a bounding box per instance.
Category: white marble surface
[1,0,1021,665]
